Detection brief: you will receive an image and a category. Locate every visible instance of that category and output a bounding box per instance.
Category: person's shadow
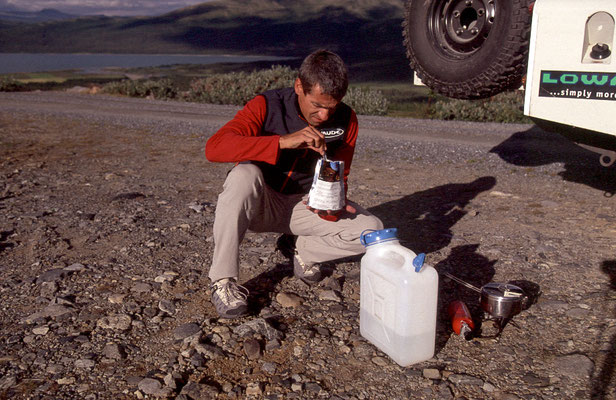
[244,177,497,330]
[242,262,291,315]
[490,126,616,195]
[367,177,498,348]
[368,176,497,253]
[433,244,496,348]
[592,260,616,399]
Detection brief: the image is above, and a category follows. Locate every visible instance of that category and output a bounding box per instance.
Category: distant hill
[0,8,79,23]
[0,0,412,81]
[0,2,403,55]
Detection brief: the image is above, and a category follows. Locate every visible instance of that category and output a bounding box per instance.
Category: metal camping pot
[479,282,528,319]
[442,272,529,320]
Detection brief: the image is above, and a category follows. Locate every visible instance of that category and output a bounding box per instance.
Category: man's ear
[294,78,303,96]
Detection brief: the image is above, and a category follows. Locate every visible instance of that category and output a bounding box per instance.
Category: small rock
[234,318,284,341]
[180,381,220,398]
[173,323,201,340]
[188,203,205,213]
[22,304,75,323]
[536,299,569,312]
[158,299,176,315]
[40,281,58,298]
[36,268,69,283]
[566,308,590,318]
[276,292,303,308]
[65,263,86,272]
[103,343,126,360]
[483,382,496,392]
[132,282,152,293]
[321,276,342,291]
[423,368,441,380]
[371,356,389,366]
[244,338,261,360]
[352,343,373,359]
[57,377,76,385]
[154,274,176,283]
[163,373,177,390]
[97,314,132,331]
[305,382,322,394]
[554,354,594,379]
[108,294,126,304]
[265,339,281,351]
[32,326,50,335]
[246,382,263,396]
[318,290,341,302]
[75,359,95,369]
[0,375,17,390]
[490,191,513,198]
[194,343,225,359]
[448,374,484,386]
[261,362,277,374]
[190,352,206,367]
[138,378,165,396]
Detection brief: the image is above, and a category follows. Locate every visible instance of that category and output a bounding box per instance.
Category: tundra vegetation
[0,66,528,122]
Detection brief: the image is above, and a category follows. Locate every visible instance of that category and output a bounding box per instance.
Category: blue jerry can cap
[360,228,398,247]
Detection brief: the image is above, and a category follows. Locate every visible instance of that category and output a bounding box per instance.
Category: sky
[0,0,215,16]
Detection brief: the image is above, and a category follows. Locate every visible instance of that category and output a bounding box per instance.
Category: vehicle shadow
[367,177,497,350]
[367,176,497,254]
[592,260,616,399]
[490,126,616,195]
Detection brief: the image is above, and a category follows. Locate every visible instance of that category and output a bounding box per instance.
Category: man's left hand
[305,202,357,221]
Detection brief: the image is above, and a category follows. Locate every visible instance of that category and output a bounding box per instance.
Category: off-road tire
[403,0,532,100]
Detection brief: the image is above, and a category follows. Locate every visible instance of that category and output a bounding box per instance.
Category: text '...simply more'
[539,70,616,101]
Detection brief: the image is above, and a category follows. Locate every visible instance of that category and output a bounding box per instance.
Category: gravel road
[1,91,615,399]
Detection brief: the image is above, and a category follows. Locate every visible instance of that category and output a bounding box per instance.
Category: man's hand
[305,201,357,221]
[279,126,326,155]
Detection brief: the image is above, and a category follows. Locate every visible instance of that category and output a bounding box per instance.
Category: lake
[0,53,294,74]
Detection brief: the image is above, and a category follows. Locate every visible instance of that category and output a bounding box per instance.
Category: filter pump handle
[413,253,426,272]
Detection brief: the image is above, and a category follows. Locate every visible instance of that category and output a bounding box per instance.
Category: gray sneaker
[210,278,249,319]
[293,252,322,284]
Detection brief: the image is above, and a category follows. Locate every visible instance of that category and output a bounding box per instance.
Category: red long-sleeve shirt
[206,94,359,194]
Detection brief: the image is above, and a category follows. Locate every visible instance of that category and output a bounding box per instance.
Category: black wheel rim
[428,0,497,59]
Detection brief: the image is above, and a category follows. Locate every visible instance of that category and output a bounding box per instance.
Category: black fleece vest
[254,87,352,194]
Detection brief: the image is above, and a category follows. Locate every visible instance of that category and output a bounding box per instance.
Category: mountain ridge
[0,0,411,80]
[0,8,79,23]
[0,0,405,56]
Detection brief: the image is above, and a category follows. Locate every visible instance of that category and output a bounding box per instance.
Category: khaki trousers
[209,164,383,282]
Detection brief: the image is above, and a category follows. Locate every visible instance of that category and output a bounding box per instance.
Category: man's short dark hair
[299,50,348,101]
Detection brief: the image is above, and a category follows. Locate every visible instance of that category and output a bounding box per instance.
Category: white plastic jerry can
[359,228,439,367]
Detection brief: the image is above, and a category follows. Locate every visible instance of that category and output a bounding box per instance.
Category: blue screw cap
[360,228,398,247]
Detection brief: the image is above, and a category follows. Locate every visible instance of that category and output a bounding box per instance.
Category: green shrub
[185,65,388,115]
[102,78,177,99]
[0,77,25,92]
[430,91,530,123]
[344,87,388,116]
[185,65,296,105]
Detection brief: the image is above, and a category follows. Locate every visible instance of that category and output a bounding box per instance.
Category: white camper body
[524,0,616,166]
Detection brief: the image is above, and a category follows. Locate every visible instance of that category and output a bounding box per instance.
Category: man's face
[295,78,340,127]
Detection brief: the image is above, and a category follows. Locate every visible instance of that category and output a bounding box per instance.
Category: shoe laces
[295,253,319,274]
[212,279,248,303]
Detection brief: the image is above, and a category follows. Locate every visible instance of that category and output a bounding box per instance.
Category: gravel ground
[0,91,615,399]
